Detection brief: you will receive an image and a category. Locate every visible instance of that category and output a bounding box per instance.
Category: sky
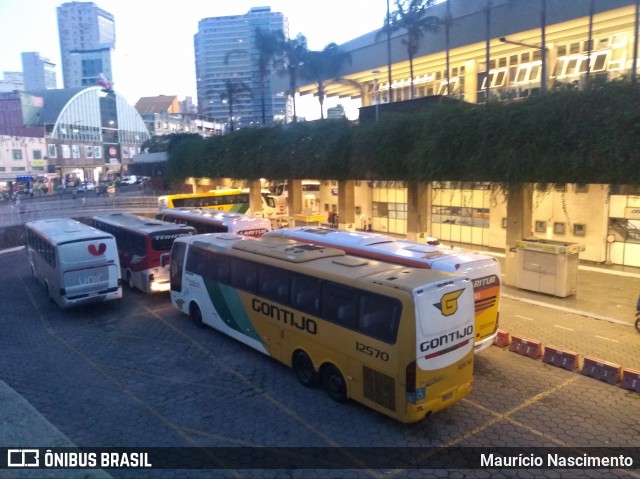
[0,0,391,120]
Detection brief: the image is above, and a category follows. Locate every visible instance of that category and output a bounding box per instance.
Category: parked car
[120,175,139,185]
[76,181,95,192]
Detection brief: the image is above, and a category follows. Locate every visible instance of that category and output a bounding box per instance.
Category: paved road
[0,246,639,478]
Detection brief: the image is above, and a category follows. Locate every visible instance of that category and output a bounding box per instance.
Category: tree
[220,79,252,133]
[301,43,352,119]
[386,0,440,99]
[225,27,284,126]
[281,33,308,123]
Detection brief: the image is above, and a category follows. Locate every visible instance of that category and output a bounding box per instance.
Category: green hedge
[163,79,640,185]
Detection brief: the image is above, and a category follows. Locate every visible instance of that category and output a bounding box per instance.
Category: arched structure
[26,86,150,183]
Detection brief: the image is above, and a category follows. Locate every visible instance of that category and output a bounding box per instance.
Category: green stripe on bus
[228,204,249,214]
[205,279,262,343]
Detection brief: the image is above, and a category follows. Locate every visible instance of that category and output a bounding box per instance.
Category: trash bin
[514,238,585,297]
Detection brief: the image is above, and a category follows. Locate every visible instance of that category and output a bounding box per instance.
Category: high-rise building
[21,52,57,91]
[57,2,115,88]
[195,7,289,130]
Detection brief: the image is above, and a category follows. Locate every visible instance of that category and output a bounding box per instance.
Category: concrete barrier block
[581,356,622,385]
[508,334,543,359]
[542,345,580,371]
[494,329,510,348]
[621,368,640,392]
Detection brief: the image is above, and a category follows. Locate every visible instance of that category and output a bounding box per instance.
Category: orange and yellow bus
[267,227,500,353]
[169,233,475,423]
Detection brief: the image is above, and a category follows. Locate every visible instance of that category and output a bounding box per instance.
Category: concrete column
[464,59,478,103]
[504,183,533,286]
[249,179,263,216]
[337,180,356,230]
[406,181,432,242]
[287,179,302,216]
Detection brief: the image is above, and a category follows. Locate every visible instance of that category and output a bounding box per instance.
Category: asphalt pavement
[1,244,639,459]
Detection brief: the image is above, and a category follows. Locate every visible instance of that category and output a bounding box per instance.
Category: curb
[493,329,639,393]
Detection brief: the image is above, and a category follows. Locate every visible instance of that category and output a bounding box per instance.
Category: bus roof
[92,213,195,235]
[25,218,113,245]
[181,234,466,292]
[269,227,497,272]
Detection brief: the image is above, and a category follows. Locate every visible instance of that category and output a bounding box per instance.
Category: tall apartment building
[194,7,290,130]
[57,1,115,88]
[21,52,57,91]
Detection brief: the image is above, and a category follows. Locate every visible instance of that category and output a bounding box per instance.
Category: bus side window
[358,294,401,343]
[291,274,320,315]
[231,258,257,293]
[185,245,208,277]
[322,282,357,328]
[259,265,290,304]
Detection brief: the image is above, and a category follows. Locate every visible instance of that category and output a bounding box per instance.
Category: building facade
[57,1,115,88]
[195,7,290,130]
[0,88,149,187]
[288,0,640,268]
[21,52,57,91]
[0,72,24,93]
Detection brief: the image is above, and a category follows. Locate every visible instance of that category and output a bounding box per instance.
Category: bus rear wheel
[127,272,135,291]
[189,302,205,328]
[322,364,347,403]
[292,351,319,387]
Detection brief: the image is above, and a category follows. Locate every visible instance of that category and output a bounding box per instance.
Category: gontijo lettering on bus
[251,298,318,335]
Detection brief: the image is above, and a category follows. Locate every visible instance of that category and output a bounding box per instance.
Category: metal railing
[0,195,160,228]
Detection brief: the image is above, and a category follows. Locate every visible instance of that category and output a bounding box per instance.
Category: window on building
[12,150,22,160]
[535,221,547,233]
[573,224,586,236]
[501,218,507,229]
[32,150,42,160]
[554,222,566,235]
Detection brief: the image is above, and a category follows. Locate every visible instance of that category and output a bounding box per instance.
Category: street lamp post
[372,69,381,122]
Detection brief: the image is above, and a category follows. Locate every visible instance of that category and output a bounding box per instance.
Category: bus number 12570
[355,341,390,361]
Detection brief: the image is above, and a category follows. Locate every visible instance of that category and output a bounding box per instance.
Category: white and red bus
[267,227,501,353]
[156,209,271,237]
[90,213,195,293]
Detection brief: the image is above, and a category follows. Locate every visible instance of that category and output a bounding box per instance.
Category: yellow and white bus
[169,234,475,423]
[25,218,122,308]
[158,188,276,217]
[156,209,271,237]
[267,227,501,353]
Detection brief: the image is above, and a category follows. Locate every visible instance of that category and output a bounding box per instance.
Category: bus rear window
[151,231,194,251]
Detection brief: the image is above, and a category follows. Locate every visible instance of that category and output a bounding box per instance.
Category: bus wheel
[189,302,205,328]
[292,351,319,387]
[44,282,54,303]
[322,364,347,403]
[126,272,135,291]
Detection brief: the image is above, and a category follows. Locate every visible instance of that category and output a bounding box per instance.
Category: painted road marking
[515,315,534,321]
[554,325,574,331]
[595,335,619,343]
